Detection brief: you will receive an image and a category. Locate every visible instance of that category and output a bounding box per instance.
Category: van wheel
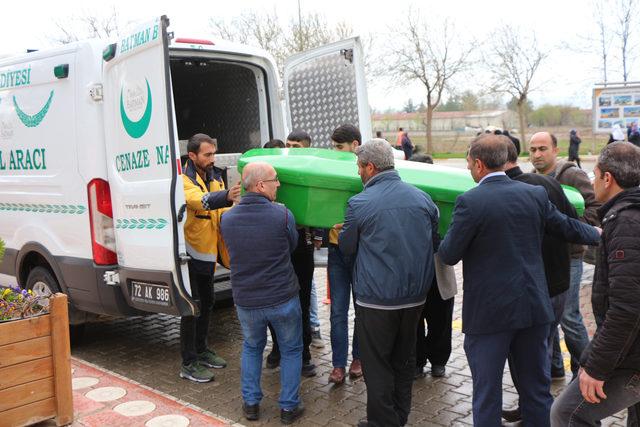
[26,266,61,305]
[26,266,86,343]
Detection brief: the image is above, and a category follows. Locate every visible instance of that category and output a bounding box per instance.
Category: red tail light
[87,179,117,265]
[175,38,214,45]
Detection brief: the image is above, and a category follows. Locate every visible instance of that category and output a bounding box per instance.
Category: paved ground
[36,359,233,427]
[71,262,628,426]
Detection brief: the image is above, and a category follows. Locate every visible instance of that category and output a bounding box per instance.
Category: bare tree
[387,13,475,153]
[486,26,547,151]
[209,10,282,50]
[594,0,614,82]
[334,21,355,40]
[210,11,287,69]
[615,0,637,81]
[210,10,362,80]
[285,12,333,53]
[49,7,122,44]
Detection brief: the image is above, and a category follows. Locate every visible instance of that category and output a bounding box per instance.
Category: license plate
[130,281,172,307]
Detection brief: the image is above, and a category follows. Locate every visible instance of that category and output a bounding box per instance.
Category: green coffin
[237,148,585,235]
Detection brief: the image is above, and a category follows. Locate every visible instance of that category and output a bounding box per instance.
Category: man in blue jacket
[438,134,601,426]
[220,162,304,425]
[338,139,439,427]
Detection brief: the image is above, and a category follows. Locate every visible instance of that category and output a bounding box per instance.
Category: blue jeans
[551,369,640,426]
[328,244,360,368]
[554,258,591,375]
[550,291,569,374]
[235,296,302,410]
[310,279,320,330]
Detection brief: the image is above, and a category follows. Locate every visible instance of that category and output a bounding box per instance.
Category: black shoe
[243,402,260,421]
[414,365,426,380]
[266,352,280,369]
[431,364,446,377]
[357,420,369,427]
[281,404,305,424]
[502,407,522,422]
[301,362,317,377]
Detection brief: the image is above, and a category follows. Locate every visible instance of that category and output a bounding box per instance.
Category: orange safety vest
[396,131,403,146]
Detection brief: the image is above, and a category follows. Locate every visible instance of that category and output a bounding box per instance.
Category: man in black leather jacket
[552,142,640,426]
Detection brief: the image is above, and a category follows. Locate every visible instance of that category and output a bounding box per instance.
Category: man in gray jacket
[530,131,602,379]
[338,140,439,427]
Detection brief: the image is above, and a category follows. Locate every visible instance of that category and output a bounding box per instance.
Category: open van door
[102,16,196,316]
[283,37,372,148]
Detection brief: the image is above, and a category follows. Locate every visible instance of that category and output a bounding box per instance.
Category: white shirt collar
[479,171,506,185]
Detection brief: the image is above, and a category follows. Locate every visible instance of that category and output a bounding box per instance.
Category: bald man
[530,131,601,381]
[220,162,305,424]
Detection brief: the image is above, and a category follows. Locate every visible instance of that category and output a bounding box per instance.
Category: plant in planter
[1,286,49,321]
[0,240,73,426]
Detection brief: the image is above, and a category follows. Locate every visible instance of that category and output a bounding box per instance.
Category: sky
[1,0,632,110]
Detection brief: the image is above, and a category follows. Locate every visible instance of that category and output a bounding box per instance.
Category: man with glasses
[265,129,321,377]
[221,162,305,424]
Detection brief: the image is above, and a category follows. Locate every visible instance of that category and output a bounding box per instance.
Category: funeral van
[0,15,371,326]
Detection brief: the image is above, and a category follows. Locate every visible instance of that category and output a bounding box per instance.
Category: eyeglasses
[261,175,279,183]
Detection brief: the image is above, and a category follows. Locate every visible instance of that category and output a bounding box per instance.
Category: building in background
[372,110,517,134]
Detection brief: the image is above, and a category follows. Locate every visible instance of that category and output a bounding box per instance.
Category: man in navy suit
[438,134,601,426]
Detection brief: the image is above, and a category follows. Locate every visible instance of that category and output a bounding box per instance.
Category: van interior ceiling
[170,59,263,155]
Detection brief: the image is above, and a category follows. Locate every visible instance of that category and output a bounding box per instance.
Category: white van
[0,15,371,324]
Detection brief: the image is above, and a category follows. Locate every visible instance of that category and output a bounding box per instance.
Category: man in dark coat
[266,130,320,377]
[551,142,640,426]
[339,139,439,427]
[401,131,414,160]
[409,152,454,379]
[569,129,582,168]
[220,162,305,424]
[438,134,600,426]
[531,131,602,379]
[502,139,579,423]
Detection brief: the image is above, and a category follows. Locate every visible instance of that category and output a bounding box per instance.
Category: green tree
[507,96,534,115]
[530,104,562,126]
[438,95,463,111]
[460,90,480,111]
[403,98,417,113]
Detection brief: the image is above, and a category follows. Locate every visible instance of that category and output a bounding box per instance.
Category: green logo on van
[13,90,54,128]
[120,79,152,139]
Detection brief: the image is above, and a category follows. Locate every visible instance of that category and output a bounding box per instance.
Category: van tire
[25,266,86,343]
[25,266,61,298]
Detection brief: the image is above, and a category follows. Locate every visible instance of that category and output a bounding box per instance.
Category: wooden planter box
[0,293,73,426]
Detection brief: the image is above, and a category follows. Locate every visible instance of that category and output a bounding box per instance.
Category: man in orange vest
[395,127,404,148]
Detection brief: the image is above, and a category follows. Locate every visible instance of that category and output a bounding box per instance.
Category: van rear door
[283,37,372,147]
[102,16,196,316]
